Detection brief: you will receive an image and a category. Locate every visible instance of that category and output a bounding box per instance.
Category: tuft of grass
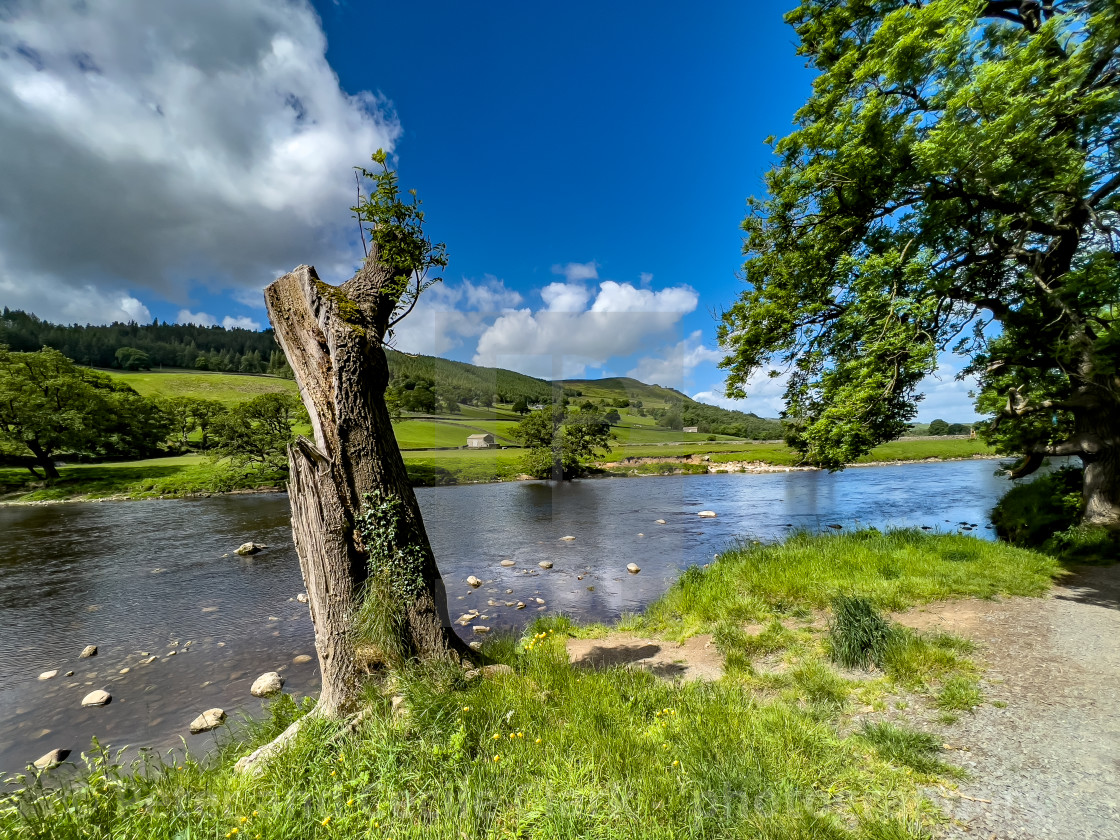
[936,676,983,712]
[881,630,974,689]
[829,596,894,669]
[858,722,954,776]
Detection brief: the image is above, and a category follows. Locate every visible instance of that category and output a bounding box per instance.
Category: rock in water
[38,670,58,681]
[500,559,516,567]
[516,602,526,610]
[627,563,641,574]
[472,626,491,635]
[296,593,309,603]
[81,690,111,707]
[250,672,285,697]
[235,542,267,555]
[292,654,313,664]
[655,519,667,525]
[33,748,70,770]
[697,511,717,518]
[189,708,226,733]
[466,575,483,588]
[560,535,576,541]
[538,561,553,569]
[79,645,98,658]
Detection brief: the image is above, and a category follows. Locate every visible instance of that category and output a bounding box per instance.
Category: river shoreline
[0,453,1007,506]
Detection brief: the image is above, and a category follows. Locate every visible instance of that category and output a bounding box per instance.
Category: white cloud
[0,264,151,324]
[540,282,591,312]
[693,366,788,419]
[473,281,700,379]
[390,277,523,357]
[551,261,599,283]
[0,0,400,318]
[639,272,653,286]
[176,309,218,327]
[222,315,262,331]
[914,353,982,422]
[627,331,722,389]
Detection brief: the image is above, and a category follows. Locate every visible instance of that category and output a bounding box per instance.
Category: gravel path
[903,564,1120,839]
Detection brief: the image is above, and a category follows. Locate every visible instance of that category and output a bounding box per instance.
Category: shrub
[990,466,1083,547]
[828,595,895,669]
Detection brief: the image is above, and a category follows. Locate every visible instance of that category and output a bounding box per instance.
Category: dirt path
[895,565,1120,839]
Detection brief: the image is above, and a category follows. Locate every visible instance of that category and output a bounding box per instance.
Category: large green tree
[720,0,1120,527]
[0,346,169,477]
[514,406,613,479]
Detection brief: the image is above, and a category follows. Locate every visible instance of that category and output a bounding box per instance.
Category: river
[0,459,1014,773]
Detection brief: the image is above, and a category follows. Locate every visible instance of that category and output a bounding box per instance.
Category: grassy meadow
[0,530,1061,839]
[0,369,994,502]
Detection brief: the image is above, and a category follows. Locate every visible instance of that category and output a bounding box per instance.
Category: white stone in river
[697,511,717,518]
[627,563,641,574]
[189,708,226,733]
[293,654,313,664]
[33,748,69,770]
[250,672,284,697]
[655,519,667,525]
[516,602,526,609]
[81,690,111,707]
[466,576,483,588]
[560,536,576,541]
[296,593,309,603]
[79,645,97,658]
[500,560,516,567]
[166,650,177,656]
[118,668,130,675]
[38,670,58,681]
[235,542,265,556]
[538,561,553,569]
[472,626,491,634]
[535,598,546,605]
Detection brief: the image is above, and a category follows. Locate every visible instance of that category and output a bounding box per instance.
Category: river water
[0,459,1014,772]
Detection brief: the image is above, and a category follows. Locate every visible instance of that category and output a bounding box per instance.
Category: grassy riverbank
[1,531,1061,838]
[0,438,995,503]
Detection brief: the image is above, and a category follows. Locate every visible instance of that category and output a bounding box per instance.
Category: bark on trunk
[27,442,58,479]
[264,261,469,720]
[1078,412,1120,529]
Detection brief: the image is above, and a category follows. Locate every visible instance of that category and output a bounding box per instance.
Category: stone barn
[466,433,497,449]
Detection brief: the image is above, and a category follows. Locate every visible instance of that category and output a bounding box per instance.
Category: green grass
[856,439,994,463]
[0,456,284,501]
[104,370,298,405]
[635,529,1060,640]
[936,676,983,712]
[1,633,947,840]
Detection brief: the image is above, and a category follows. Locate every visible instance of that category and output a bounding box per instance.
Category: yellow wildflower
[321,816,331,826]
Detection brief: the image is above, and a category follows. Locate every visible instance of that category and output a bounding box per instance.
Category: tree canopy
[0,346,170,477]
[514,406,614,480]
[720,0,1120,526]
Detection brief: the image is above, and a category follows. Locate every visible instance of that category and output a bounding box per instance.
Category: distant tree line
[0,308,292,376]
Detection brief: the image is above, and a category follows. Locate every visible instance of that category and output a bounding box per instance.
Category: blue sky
[0,0,978,420]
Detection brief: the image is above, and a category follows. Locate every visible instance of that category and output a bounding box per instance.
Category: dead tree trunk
[262,260,470,717]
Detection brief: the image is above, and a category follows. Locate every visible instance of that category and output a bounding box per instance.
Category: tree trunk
[264,261,469,720]
[1078,412,1120,529]
[26,441,58,479]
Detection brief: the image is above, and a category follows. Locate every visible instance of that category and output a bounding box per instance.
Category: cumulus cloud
[540,282,591,312]
[0,259,151,324]
[473,280,700,379]
[627,331,723,389]
[222,315,262,331]
[0,0,399,322]
[177,309,217,327]
[390,276,523,357]
[551,261,598,283]
[639,272,653,286]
